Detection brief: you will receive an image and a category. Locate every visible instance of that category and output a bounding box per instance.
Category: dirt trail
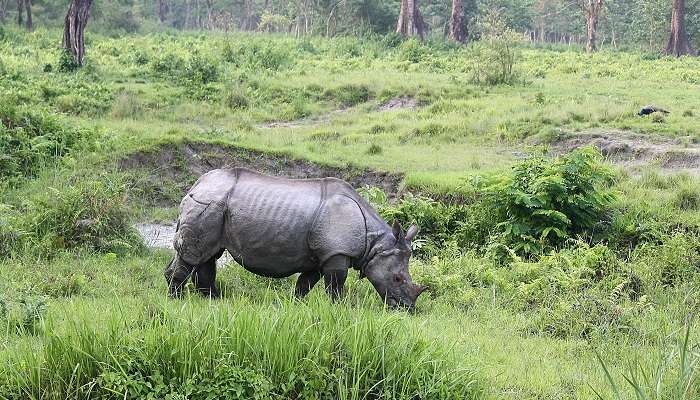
[258,96,419,129]
[549,129,700,174]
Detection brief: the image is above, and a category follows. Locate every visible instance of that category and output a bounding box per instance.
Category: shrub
[325,84,371,107]
[480,147,617,257]
[673,184,700,210]
[468,10,523,85]
[224,90,249,110]
[0,105,95,186]
[183,53,219,85]
[57,50,80,73]
[151,52,185,76]
[20,174,144,257]
[398,38,428,63]
[366,143,383,155]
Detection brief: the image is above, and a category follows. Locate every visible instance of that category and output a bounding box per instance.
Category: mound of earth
[378,97,419,112]
[119,142,404,206]
[549,130,700,174]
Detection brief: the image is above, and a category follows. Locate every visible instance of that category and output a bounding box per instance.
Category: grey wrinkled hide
[165,168,425,310]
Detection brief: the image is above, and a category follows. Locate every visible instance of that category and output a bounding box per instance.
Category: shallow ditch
[119,142,404,207]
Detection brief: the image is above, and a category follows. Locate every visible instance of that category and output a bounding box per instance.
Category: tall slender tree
[23,0,31,31]
[396,0,424,39]
[158,0,169,25]
[577,0,604,52]
[63,0,93,66]
[666,0,696,56]
[448,0,466,43]
[16,0,21,26]
[0,0,8,23]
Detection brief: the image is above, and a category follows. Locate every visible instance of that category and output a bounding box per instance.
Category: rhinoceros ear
[405,224,419,242]
[392,220,404,242]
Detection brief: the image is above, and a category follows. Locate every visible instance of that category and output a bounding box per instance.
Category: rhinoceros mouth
[386,296,415,313]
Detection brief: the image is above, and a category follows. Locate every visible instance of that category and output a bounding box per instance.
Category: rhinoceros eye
[393,274,403,283]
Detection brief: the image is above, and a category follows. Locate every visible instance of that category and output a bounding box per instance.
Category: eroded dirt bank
[549,129,700,174]
[119,142,404,206]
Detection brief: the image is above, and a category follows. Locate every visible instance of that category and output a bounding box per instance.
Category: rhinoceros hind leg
[295,270,322,299]
[322,255,350,301]
[165,256,195,298]
[192,255,220,298]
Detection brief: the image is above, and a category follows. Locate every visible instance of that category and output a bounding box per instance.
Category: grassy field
[1,27,700,399]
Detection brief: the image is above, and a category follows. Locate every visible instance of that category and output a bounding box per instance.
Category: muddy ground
[548,129,700,175]
[119,142,404,207]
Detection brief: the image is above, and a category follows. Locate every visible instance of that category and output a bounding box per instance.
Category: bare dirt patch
[378,97,419,112]
[549,129,700,174]
[258,108,352,129]
[119,142,404,206]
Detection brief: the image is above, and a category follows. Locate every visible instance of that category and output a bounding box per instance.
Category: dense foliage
[2,0,699,52]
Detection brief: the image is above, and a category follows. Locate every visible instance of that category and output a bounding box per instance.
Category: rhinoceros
[164,167,426,311]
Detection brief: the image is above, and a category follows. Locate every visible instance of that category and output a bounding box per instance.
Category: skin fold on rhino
[164,168,426,311]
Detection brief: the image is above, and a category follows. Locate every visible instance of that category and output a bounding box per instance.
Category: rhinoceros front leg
[192,256,220,298]
[322,255,349,301]
[295,270,322,299]
[165,256,195,298]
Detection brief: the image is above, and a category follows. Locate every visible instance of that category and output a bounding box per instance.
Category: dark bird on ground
[639,105,670,116]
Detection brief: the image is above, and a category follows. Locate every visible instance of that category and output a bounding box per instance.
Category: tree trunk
[23,0,31,31]
[666,0,696,56]
[586,12,597,52]
[15,0,21,26]
[184,0,191,29]
[581,0,603,53]
[0,0,8,23]
[396,0,424,39]
[158,0,168,24]
[205,0,213,29]
[62,0,93,67]
[447,0,466,43]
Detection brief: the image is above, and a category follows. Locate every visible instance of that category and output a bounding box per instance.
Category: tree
[666,0,696,56]
[158,0,169,24]
[577,0,604,52]
[23,0,31,31]
[0,0,7,23]
[448,0,467,43]
[15,0,21,26]
[63,0,93,67]
[396,0,424,39]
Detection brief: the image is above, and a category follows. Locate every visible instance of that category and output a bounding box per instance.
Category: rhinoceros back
[223,170,323,276]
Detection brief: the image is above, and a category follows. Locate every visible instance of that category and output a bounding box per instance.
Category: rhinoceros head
[364,220,426,312]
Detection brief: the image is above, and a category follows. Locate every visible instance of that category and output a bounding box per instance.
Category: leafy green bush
[398,39,428,63]
[480,147,617,257]
[150,52,185,76]
[19,174,143,257]
[224,89,249,110]
[223,40,291,71]
[325,84,371,107]
[183,53,219,85]
[360,188,492,254]
[468,10,523,85]
[0,105,95,186]
[57,50,80,73]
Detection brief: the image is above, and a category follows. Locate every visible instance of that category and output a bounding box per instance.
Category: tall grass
[593,321,699,400]
[0,295,480,399]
